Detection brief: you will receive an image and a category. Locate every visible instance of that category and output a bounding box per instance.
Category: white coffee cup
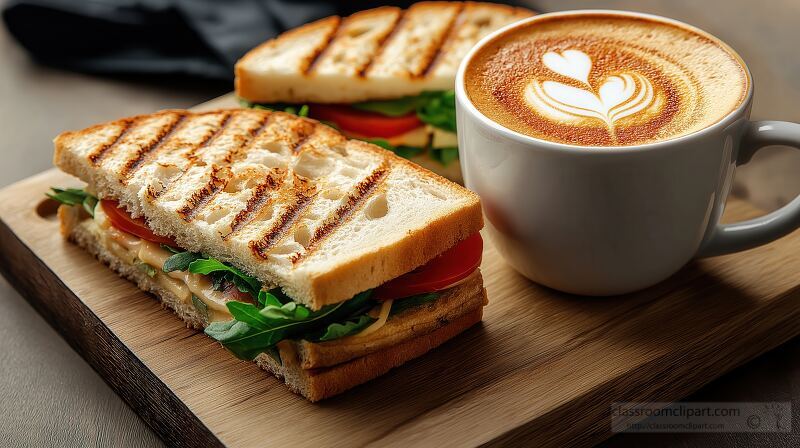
[455,10,800,295]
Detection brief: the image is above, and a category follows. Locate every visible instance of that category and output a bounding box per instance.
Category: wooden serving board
[3,117,800,448]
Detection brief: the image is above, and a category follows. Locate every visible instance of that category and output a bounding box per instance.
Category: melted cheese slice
[94,207,232,322]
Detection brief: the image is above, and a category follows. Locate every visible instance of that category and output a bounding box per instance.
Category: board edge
[0,217,224,448]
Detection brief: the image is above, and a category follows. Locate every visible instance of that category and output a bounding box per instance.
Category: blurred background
[1,0,798,447]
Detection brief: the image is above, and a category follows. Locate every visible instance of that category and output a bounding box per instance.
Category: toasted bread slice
[235,2,534,103]
[53,109,482,309]
[60,205,485,401]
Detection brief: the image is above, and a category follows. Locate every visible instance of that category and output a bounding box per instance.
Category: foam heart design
[526,48,656,132]
[542,50,592,84]
[597,76,631,112]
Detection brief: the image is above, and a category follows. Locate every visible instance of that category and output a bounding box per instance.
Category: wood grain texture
[2,166,800,448]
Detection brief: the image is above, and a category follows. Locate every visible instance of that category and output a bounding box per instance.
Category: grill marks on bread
[57,107,484,308]
[145,112,234,200]
[352,7,405,78]
[293,164,390,264]
[418,4,463,77]
[236,2,535,103]
[225,170,286,239]
[176,165,231,222]
[366,2,462,79]
[81,109,392,260]
[301,17,342,75]
[223,114,272,164]
[250,178,317,259]
[173,113,273,221]
[314,6,402,78]
[87,119,134,165]
[291,123,318,155]
[186,112,233,163]
[119,113,186,180]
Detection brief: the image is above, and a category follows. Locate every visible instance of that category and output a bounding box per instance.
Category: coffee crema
[464,13,749,146]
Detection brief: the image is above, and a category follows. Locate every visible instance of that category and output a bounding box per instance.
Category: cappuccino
[464,13,749,146]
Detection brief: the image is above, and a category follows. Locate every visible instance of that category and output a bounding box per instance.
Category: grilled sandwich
[235,2,535,183]
[50,108,486,401]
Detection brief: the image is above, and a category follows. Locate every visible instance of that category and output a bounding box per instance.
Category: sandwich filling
[239,90,458,168]
[49,187,482,363]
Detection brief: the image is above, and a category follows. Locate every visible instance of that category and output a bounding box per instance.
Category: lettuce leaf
[416,90,457,133]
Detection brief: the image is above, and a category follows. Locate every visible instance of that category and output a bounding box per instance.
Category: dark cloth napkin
[3,0,530,81]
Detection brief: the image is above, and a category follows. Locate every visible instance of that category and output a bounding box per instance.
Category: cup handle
[698,121,800,257]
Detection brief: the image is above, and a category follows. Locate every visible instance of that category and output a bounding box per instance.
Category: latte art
[465,14,748,146]
[526,49,658,142]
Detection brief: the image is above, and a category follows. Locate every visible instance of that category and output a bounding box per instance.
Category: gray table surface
[1,0,798,446]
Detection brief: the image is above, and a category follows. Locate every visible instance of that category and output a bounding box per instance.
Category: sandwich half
[235,2,535,183]
[50,108,486,401]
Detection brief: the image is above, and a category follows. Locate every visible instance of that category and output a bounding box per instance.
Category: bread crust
[53,108,483,309]
[59,205,485,401]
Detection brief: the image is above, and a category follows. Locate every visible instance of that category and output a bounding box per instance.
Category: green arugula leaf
[429,147,459,166]
[262,301,311,321]
[46,187,87,206]
[226,301,276,329]
[82,195,98,217]
[317,315,375,341]
[162,251,202,273]
[47,187,99,216]
[188,258,261,297]
[205,320,271,360]
[205,290,375,360]
[416,90,457,133]
[390,292,440,316]
[208,271,256,295]
[257,290,283,309]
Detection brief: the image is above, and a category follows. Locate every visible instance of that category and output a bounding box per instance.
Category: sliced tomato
[310,104,422,138]
[374,233,483,301]
[101,199,177,246]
